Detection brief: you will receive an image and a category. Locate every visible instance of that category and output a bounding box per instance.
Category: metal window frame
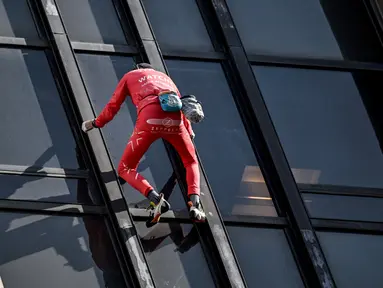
[313,219,383,234]
[246,58,383,201]
[0,36,47,48]
[209,1,337,287]
[0,204,132,286]
[143,0,284,223]
[299,184,383,198]
[195,0,227,52]
[31,0,155,287]
[117,0,286,233]
[0,45,111,212]
[122,0,309,286]
[218,58,285,216]
[121,0,247,287]
[72,41,137,55]
[0,164,88,178]
[0,199,106,215]
[0,35,137,288]
[162,49,225,60]
[248,54,383,71]
[5,0,383,287]
[232,1,383,283]
[224,216,287,227]
[224,221,313,288]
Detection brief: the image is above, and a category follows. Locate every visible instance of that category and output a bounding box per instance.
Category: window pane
[0,49,81,169]
[135,222,215,288]
[226,0,383,62]
[227,226,304,287]
[0,174,102,205]
[76,54,186,211]
[0,212,126,288]
[166,60,276,217]
[303,193,383,222]
[0,0,39,39]
[317,232,383,288]
[253,66,383,189]
[142,0,214,52]
[56,0,127,44]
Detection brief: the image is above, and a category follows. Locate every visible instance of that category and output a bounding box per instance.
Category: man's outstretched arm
[95,74,130,128]
[82,74,129,132]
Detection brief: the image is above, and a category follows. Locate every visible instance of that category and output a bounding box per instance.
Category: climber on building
[81,63,206,226]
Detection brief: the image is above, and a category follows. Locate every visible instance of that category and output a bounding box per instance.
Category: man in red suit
[82,63,206,225]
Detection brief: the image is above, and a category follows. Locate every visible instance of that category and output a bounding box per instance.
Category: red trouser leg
[163,126,200,197]
[117,129,159,197]
[118,102,200,198]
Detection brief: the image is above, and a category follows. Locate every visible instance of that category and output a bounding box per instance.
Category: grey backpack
[181,95,204,123]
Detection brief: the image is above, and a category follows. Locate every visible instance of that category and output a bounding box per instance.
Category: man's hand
[190,131,195,140]
[82,119,97,133]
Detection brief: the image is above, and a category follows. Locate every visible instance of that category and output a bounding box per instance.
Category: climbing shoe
[146,193,171,227]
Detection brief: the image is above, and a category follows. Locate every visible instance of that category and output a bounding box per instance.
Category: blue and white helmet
[181,95,204,123]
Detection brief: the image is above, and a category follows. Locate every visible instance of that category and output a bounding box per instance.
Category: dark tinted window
[0,174,101,205]
[166,60,276,217]
[0,0,39,39]
[0,49,81,169]
[56,0,127,44]
[317,232,383,288]
[135,222,215,288]
[76,54,186,211]
[227,0,383,62]
[253,66,383,189]
[142,0,214,52]
[0,212,126,288]
[303,193,383,222]
[227,226,304,287]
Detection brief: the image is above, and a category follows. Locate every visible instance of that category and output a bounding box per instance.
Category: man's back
[125,68,181,106]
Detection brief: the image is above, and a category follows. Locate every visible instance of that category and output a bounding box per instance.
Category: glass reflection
[166,60,277,217]
[56,0,127,44]
[0,212,126,288]
[254,66,383,189]
[143,0,214,52]
[227,0,383,62]
[0,145,102,205]
[0,49,81,169]
[317,232,383,288]
[227,226,304,287]
[0,0,40,39]
[303,193,383,222]
[136,222,215,288]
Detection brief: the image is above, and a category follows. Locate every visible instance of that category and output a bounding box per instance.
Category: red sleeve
[95,74,129,128]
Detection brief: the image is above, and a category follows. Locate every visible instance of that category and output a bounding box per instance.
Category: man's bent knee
[117,161,130,176]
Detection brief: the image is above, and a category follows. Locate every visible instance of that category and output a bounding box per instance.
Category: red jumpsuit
[95,68,200,198]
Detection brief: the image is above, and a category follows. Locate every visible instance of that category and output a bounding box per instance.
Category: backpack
[181,95,204,123]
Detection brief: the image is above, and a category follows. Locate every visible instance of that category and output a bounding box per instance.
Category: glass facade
[1,0,383,287]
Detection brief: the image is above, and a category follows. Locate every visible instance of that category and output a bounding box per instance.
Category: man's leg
[117,129,170,225]
[163,127,206,222]
[117,130,156,196]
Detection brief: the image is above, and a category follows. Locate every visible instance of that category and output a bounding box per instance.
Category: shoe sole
[151,213,162,223]
[146,195,170,228]
[146,214,161,228]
